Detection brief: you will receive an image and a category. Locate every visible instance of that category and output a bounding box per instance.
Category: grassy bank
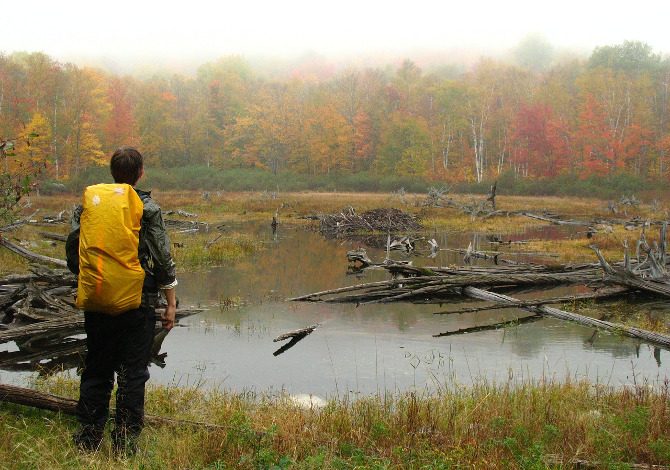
[1,376,669,469]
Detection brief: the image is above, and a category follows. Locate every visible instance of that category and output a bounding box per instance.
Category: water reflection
[157,222,669,395]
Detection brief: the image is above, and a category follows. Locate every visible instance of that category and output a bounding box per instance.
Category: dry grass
[2,190,666,273]
[1,376,669,469]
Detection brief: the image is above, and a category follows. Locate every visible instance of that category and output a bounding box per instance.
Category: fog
[4,0,670,73]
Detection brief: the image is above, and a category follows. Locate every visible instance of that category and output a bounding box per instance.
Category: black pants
[76,306,155,437]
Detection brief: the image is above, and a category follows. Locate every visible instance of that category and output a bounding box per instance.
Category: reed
[1,375,669,469]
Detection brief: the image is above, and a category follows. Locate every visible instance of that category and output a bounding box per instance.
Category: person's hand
[161,304,176,331]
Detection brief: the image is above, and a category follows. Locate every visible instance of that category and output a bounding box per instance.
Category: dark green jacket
[66,187,177,293]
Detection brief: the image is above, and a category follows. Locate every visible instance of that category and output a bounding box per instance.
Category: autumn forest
[1,40,670,191]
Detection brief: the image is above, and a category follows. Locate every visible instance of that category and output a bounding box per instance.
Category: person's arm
[162,287,177,331]
[143,203,177,287]
[143,200,178,329]
[65,205,83,275]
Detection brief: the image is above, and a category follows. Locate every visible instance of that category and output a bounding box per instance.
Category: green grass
[1,376,669,469]
[171,232,257,269]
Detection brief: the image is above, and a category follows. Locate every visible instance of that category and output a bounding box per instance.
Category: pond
[151,221,668,397]
[1,221,667,398]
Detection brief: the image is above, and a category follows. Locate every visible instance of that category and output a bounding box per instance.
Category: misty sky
[4,0,670,63]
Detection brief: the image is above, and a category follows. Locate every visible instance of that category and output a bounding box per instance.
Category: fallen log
[38,231,67,242]
[272,324,320,356]
[164,218,209,232]
[543,453,668,470]
[432,287,631,315]
[273,324,320,342]
[0,317,83,343]
[0,383,230,430]
[292,249,670,350]
[520,212,591,226]
[463,286,670,350]
[0,338,86,369]
[0,266,76,287]
[356,271,602,305]
[433,314,541,337]
[0,308,205,344]
[0,235,67,267]
[591,225,670,298]
[290,265,604,304]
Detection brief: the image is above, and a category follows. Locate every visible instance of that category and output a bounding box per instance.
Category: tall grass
[171,232,257,269]
[1,376,669,469]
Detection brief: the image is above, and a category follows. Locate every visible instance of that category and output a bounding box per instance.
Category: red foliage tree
[511,103,570,177]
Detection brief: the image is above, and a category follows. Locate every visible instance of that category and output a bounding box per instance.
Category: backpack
[75,183,145,315]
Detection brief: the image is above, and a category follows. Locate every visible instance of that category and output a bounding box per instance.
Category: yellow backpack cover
[76,183,145,315]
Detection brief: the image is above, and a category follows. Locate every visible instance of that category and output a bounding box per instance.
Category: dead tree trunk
[463,287,670,350]
[0,383,229,430]
[0,235,67,267]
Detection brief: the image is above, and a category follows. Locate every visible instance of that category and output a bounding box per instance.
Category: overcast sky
[4,0,670,64]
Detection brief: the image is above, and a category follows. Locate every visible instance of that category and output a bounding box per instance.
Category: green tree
[377,113,431,177]
[588,40,660,74]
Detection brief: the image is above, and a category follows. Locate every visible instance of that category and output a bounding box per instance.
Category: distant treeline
[1,40,670,191]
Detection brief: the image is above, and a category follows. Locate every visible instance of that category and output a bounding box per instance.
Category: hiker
[66,146,177,454]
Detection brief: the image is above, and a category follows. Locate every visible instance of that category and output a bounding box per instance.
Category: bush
[38,180,68,196]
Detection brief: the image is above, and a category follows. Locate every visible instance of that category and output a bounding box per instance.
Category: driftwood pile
[0,262,202,373]
[292,223,670,351]
[164,218,212,233]
[0,205,219,376]
[162,208,224,233]
[420,185,663,241]
[319,207,421,237]
[422,185,501,219]
[0,232,202,374]
[0,211,68,233]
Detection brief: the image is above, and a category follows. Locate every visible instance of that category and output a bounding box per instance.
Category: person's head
[110,147,144,186]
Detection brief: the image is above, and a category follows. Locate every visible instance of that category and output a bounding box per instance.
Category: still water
[146,222,668,397]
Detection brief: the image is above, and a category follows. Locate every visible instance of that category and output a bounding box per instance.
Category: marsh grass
[2,376,670,469]
[171,231,257,269]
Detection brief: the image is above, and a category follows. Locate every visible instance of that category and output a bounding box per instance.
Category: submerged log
[273,324,319,342]
[463,286,670,350]
[292,247,670,350]
[293,270,603,305]
[272,324,320,356]
[433,287,631,315]
[433,314,541,337]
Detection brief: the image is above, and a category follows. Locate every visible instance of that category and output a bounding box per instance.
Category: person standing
[66,146,177,454]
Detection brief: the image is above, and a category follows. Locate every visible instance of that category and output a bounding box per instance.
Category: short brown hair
[110,147,143,185]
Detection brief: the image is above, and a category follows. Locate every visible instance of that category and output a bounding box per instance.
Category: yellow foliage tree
[19,112,52,174]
